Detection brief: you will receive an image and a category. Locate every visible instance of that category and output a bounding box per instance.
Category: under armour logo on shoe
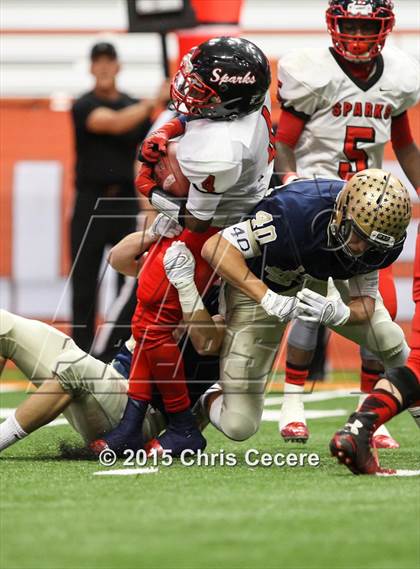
[345,418,364,436]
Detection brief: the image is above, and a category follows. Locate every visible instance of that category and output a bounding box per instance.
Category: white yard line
[376,470,420,477]
[264,389,359,406]
[93,468,159,476]
[0,389,357,427]
[262,408,348,422]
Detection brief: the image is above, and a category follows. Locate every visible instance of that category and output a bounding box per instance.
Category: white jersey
[176,93,274,227]
[277,46,420,179]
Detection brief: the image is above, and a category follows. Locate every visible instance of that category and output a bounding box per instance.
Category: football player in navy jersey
[274,0,420,446]
[196,168,412,442]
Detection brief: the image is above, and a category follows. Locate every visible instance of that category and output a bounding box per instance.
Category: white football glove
[163,241,196,289]
[164,242,204,313]
[260,289,300,323]
[296,277,350,327]
[146,213,183,240]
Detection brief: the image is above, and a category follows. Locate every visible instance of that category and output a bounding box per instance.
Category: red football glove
[139,117,186,163]
[135,163,157,197]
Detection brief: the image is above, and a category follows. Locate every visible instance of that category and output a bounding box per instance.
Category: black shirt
[72,91,151,193]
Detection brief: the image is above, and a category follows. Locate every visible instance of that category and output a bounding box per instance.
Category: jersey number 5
[338,126,376,180]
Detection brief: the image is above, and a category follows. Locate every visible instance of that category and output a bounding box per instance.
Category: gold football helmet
[329,168,411,257]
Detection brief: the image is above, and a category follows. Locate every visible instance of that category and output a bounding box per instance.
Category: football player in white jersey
[138,37,274,231]
[89,37,276,458]
[274,0,420,446]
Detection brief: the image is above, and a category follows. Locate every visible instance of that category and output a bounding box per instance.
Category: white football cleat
[279,383,309,443]
[280,422,309,443]
[372,424,400,449]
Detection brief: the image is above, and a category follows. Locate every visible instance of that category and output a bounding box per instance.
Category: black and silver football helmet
[170,36,271,121]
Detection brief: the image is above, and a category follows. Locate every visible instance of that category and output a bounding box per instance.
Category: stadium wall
[0,0,418,332]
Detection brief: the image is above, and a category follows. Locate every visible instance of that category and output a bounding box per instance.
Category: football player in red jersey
[90,37,274,457]
[330,224,420,474]
[274,0,420,446]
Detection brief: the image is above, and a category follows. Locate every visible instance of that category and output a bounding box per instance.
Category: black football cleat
[329,412,381,475]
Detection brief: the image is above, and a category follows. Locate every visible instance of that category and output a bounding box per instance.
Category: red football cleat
[89,439,109,456]
[280,422,309,443]
[372,434,400,449]
[144,438,164,457]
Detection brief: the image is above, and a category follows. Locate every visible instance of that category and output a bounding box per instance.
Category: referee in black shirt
[71,41,168,353]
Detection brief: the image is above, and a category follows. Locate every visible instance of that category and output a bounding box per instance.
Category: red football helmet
[326,0,395,62]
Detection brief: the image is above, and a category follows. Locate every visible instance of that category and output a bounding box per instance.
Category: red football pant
[128,339,189,412]
[128,227,219,413]
[407,229,420,381]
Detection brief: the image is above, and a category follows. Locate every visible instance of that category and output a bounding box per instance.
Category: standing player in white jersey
[274,0,420,446]
[90,37,276,457]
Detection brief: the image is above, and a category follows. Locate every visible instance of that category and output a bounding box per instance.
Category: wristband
[150,188,186,226]
[177,281,205,314]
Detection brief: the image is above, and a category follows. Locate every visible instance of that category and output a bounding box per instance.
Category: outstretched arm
[109,214,182,276]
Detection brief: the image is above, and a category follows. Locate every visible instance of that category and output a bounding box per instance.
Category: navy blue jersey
[243,179,403,293]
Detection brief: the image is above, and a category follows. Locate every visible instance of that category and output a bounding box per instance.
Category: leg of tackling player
[0,310,165,452]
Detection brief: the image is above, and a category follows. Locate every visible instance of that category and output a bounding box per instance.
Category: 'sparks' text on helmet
[170,37,271,120]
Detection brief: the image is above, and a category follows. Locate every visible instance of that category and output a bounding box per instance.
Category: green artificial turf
[1,384,419,569]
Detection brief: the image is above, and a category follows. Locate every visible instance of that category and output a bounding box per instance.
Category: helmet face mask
[170,37,271,120]
[326,0,395,62]
[171,53,222,116]
[329,169,411,261]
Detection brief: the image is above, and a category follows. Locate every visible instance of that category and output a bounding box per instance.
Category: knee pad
[221,411,258,442]
[366,321,407,367]
[386,366,420,409]
[288,319,319,351]
[52,349,91,394]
